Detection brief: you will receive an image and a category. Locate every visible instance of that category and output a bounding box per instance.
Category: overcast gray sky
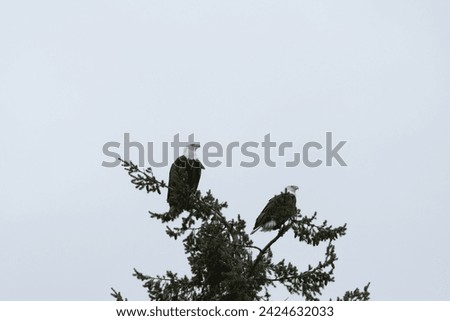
[1,0,449,300]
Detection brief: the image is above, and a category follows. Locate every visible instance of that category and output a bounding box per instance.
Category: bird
[251,185,299,234]
[167,143,204,214]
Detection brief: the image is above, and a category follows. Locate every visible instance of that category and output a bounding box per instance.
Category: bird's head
[285,185,299,194]
[188,143,201,150]
[185,143,201,159]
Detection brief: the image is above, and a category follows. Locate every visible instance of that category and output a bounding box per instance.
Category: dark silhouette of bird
[167,143,204,214]
[251,185,299,234]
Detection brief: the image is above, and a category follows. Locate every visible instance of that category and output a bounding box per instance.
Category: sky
[1,0,449,300]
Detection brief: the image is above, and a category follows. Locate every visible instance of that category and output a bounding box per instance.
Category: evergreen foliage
[112,159,370,301]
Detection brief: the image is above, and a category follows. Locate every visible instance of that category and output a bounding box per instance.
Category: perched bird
[167,143,204,214]
[251,185,299,234]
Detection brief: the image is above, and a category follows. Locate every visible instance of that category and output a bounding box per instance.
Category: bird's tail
[169,206,183,216]
[250,227,260,235]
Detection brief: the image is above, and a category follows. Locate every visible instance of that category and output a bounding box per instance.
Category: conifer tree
[112,160,370,301]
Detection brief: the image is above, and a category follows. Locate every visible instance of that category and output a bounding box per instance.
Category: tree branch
[250,221,293,273]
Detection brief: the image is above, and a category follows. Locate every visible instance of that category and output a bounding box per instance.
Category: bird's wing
[167,157,188,204]
[253,194,280,230]
[190,159,203,191]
